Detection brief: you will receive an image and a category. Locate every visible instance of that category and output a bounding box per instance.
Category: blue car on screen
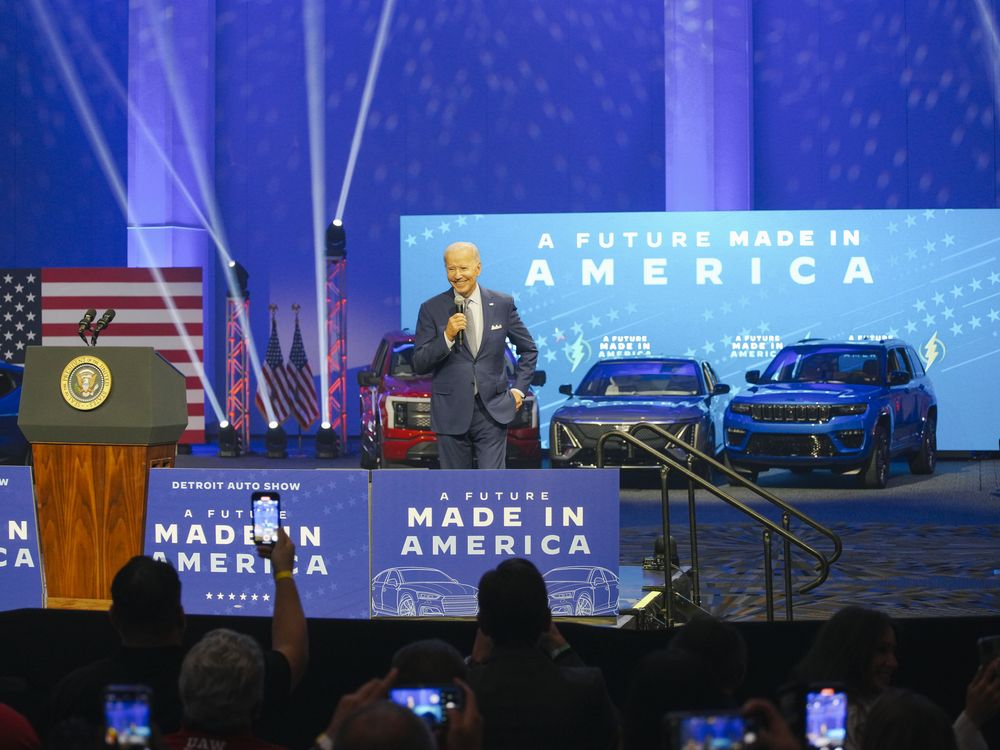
[724,339,937,489]
[549,357,731,469]
[371,567,478,617]
[543,566,620,616]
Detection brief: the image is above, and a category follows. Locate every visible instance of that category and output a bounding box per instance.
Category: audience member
[0,702,40,750]
[666,614,749,700]
[164,628,284,750]
[46,528,307,736]
[790,605,999,750]
[860,688,958,750]
[621,649,730,750]
[391,638,468,685]
[311,668,481,750]
[466,558,618,750]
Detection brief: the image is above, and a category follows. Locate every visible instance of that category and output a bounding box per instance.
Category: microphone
[453,294,465,348]
[90,309,116,345]
[78,308,96,343]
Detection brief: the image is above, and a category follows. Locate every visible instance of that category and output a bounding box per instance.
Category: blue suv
[724,339,936,489]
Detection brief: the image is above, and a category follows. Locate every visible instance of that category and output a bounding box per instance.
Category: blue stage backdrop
[145,468,370,619]
[370,469,620,618]
[0,467,43,610]
[401,209,1000,450]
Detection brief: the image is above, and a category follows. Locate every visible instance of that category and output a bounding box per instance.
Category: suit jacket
[468,645,619,750]
[413,286,537,434]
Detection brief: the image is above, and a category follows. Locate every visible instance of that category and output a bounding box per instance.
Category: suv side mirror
[531,370,547,387]
[558,384,573,396]
[712,383,731,395]
[888,370,911,386]
[745,370,760,384]
[357,369,379,387]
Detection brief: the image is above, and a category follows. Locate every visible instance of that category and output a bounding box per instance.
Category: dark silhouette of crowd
[1,551,998,750]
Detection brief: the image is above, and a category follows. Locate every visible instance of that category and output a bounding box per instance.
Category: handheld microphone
[78,308,97,343]
[453,294,465,348]
[90,309,116,345]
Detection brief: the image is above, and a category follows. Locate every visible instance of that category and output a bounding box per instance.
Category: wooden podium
[18,346,188,608]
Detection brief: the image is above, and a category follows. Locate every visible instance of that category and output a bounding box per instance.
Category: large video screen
[400,210,999,450]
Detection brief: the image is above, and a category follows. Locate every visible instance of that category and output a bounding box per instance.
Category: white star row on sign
[204,591,270,602]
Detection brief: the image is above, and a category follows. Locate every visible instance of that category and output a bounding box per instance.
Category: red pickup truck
[357,330,544,468]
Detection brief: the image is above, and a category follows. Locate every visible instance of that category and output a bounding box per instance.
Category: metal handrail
[596,430,835,622]
[629,423,842,565]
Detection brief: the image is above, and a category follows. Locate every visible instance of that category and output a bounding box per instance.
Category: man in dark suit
[413,241,537,469]
[466,559,619,750]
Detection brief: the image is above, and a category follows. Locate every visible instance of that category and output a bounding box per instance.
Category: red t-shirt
[0,703,40,750]
[164,728,288,750]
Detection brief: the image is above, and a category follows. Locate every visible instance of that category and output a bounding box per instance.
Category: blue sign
[401,209,1000,450]
[144,469,370,619]
[371,469,620,618]
[0,467,43,610]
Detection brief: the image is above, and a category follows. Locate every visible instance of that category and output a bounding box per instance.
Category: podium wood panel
[33,442,175,601]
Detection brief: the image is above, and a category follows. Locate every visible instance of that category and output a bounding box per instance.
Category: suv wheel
[861,424,890,489]
[908,414,936,475]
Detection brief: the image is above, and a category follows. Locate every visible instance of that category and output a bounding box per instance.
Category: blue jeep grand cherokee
[724,339,936,489]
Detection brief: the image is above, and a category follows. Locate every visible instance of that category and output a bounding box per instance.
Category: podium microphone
[90,309,116,345]
[453,294,465,348]
[77,308,97,344]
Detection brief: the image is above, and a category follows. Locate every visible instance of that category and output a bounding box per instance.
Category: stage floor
[177,446,1000,622]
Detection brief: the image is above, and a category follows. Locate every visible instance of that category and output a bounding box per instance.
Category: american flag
[0,267,205,443]
[286,312,321,429]
[255,314,294,425]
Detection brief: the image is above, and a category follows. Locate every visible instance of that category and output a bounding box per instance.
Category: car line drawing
[543,565,620,616]
[371,566,478,617]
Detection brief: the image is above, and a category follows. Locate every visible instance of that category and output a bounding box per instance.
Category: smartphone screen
[666,711,756,750]
[805,687,848,750]
[251,492,280,545]
[103,684,152,748]
[389,685,462,728]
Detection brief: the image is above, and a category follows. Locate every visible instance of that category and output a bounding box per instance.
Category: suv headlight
[829,403,867,417]
[416,592,442,600]
[388,398,432,430]
[730,402,752,415]
[551,421,580,455]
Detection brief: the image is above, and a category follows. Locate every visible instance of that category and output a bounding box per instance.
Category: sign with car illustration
[370,468,620,618]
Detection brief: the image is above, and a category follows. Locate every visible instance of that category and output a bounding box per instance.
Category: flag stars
[950,284,964,299]
[942,307,954,320]
[240,593,247,601]
[455,215,468,226]
[950,322,963,335]
[422,227,433,240]
[905,248,917,261]
[13,284,22,293]
[913,299,926,312]
[931,292,945,306]
[2,295,10,303]
[989,309,1000,322]
[923,241,936,254]
[588,315,601,328]
[702,308,714,321]
[969,277,983,292]
[989,271,1000,285]
[1,275,10,284]
[905,214,917,227]
[571,322,583,335]
[942,234,955,247]
[905,320,917,333]
[405,234,417,247]
[923,313,936,326]
[886,221,899,233]
[438,221,451,233]
[607,308,619,321]
[970,316,982,329]
[923,209,936,220]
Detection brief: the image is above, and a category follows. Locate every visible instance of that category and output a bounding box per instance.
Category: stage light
[325,219,347,259]
[316,421,340,459]
[218,420,241,458]
[227,260,250,299]
[266,421,288,459]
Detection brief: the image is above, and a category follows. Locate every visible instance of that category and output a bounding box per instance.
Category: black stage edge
[2,609,998,748]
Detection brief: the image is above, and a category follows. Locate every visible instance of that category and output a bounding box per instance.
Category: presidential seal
[61,355,112,410]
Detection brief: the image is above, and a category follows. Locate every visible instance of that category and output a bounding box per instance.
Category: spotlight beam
[303,0,330,422]
[333,0,397,223]
[27,0,226,423]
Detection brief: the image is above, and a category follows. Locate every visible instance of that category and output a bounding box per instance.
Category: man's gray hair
[178,628,265,734]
